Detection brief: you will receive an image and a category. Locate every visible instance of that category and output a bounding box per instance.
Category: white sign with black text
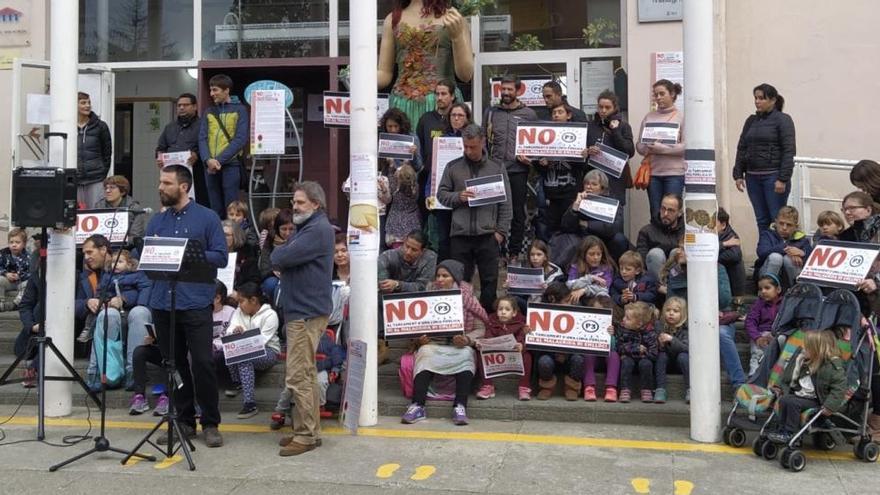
[526,303,612,355]
[466,174,507,207]
[587,143,628,179]
[428,136,463,211]
[137,237,188,272]
[578,194,619,224]
[640,122,680,145]
[378,133,415,160]
[515,122,588,160]
[382,290,465,340]
[506,267,545,295]
[798,240,880,290]
[75,209,130,245]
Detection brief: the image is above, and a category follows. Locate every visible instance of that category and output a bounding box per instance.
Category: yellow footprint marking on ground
[631,478,651,493]
[376,463,401,479]
[674,480,695,495]
[154,455,182,470]
[410,465,436,481]
[122,456,143,467]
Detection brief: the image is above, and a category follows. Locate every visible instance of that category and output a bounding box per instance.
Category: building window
[480,0,621,52]
[79,0,194,63]
[202,0,331,60]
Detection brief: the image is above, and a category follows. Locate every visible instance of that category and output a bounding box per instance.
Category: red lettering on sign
[80,215,99,232]
[528,310,551,331]
[518,127,536,145]
[538,129,555,145]
[554,314,574,334]
[325,98,350,115]
[808,247,846,268]
[409,300,427,320]
[385,301,406,322]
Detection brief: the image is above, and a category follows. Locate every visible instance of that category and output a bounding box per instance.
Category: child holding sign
[566,236,615,305]
[535,284,586,401]
[611,251,659,307]
[653,297,689,404]
[223,282,280,419]
[476,296,532,401]
[616,302,659,403]
[401,260,488,426]
[508,240,565,313]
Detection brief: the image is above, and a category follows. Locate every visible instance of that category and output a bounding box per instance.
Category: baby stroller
[722,283,823,448]
[753,289,878,472]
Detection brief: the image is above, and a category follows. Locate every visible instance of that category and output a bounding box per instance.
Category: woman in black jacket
[585,90,635,206]
[76,92,112,208]
[732,83,796,232]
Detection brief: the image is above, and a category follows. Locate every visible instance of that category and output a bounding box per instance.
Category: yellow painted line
[154,455,182,470]
[2,416,857,460]
[410,465,436,481]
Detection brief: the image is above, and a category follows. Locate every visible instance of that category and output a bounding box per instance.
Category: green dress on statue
[390,23,464,127]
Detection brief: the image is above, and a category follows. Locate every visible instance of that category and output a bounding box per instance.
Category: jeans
[125,306,152,379]
[778,394,819,433]
[719,324,746,388]
[745,172,790,232]
[205,161,242,219]
[760,252,801,284]
[14,325,39,369]
[536,353,585,381]
[583,352,621,389]
[647,175,685,219]
[722,259,748,297]
[620,356,654,391]
[131,344,163,396]
[413,370,474,407]
[655,351,690,389]
[450,234,501,312]
[153,306,220,428]
[508,171,529,257]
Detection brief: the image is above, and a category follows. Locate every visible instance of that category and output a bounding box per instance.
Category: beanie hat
[437,259,464,284]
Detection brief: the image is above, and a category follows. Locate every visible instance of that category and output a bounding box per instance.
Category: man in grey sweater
[437,124,513,311]
[378,230,437,294]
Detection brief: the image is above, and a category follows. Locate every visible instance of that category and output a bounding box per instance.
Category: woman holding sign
[732,83,797,232]
[92,175,149,245]
[401,260,488,426]
[585,90,635,207]
[636,80,686,219]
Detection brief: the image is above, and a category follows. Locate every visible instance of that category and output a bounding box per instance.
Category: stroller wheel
[813,432,836,451]
[722,427,733,445]
[779,448,792,469]
[752,437,764,457]
[761,439,779,460]
[729,428,747,448]
[787,450,806,472]
[858,441,880,463]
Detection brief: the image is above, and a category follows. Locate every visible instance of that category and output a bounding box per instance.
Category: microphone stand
[50,207,155,471]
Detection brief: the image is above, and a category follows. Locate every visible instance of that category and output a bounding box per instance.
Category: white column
[348,0,378,426]
[45,0,80,417]
[684,0,721,442]
[96,0,109,63]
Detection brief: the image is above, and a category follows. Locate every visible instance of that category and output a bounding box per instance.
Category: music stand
[122,238,215,471]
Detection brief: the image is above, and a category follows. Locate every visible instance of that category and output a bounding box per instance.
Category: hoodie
[226,303,281,353]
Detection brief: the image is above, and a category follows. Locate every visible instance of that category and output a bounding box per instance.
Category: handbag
[633,156,651,190]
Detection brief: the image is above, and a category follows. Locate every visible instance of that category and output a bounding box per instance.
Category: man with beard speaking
[145,165,228,448]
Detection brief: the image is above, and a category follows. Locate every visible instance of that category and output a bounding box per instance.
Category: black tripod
[49,211,155,471]
[0,227,102,439]
[123,238,213,471]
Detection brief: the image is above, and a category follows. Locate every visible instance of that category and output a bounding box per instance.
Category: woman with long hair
[636,79,686,219]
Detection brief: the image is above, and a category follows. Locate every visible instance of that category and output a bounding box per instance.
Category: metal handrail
[791,156,859,233]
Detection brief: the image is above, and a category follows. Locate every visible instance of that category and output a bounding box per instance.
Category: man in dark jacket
[198,74,249,219]
[416,80,456,225]
[377,230,437,294]
[271,181,335,456]
[534,81,588,122]
[483,75,537,261]
[157,93,209,206]
[77,92,112,208]
[637,193,685,279]
[437,124,513,311]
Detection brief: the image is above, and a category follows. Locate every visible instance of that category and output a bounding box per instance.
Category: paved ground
[0,405,876,495]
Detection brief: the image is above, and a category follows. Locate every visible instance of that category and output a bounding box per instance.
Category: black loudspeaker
[12,167,78,228]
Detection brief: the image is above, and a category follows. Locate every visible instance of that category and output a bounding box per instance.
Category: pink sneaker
[583,385,597,401]
[518,386,531,401]
[476,384,495,399]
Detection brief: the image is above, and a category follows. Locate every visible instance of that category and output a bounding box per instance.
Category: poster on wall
[250,89,286,155]
[581,60,615,114]
[652,52,684,102]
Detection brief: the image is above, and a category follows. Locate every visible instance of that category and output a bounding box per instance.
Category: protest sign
[221,328,267,366]
[640,122,680,145]
[489,76,552,107]
[526,303,612,355]
[323,91,389,127]
[515,121,588,160]
[378,133,415,160]
[250,89,286,155]
[428,136,463,210]
[382,290,464,340]
[138,237,187,272]
[216,252,238,293]
[75,209,130,245]
[797,240,880,289]
[578,194,619,224]
[506,267,545,295]
[587,143,628,179]
[341,339,367,435]
[476,334,524,379]
[466,174,507,207]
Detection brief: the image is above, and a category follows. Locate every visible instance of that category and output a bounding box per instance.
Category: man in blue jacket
[146,165,228,448]
[198,74,249,219]
[271,181,335,456]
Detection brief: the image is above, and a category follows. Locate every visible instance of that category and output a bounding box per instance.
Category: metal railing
[790,156,859,233]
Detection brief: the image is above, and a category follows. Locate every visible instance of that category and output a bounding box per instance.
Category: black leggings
[412,370,474,407]
[872,354,880,412]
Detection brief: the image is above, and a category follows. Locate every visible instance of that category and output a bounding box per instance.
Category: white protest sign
[341,339,367,435]
[685,160,716,187]
[489,76,553,107]
[578,194,619,224]
[160,151,191,166]
[75,209,130,245]
[476,334,518,351]
[515,122,588,160]
[216,252,238,293]
[323,91,390,127]
[428,136,463,210]
[466,174,507,207]
[480,351,524,379]
[382,290,464,340]
[221,328,268,366]
[250,89,286,155]
[506,266,545,295]
[526,303,612,355]
[640,122,680,145]
[587,143,628,179]
[378,133,415,160]
[138,237,188,272]
[798,240,880,289]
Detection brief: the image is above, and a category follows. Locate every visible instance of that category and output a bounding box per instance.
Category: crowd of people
[6,63,880,457]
